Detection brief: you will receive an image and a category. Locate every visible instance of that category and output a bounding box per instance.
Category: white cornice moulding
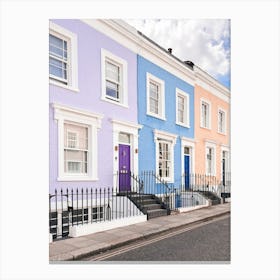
[194,66,230,103]
[52,103,104,128]
[153,129,178,145]
[111,119,143,130]
[180,136,197,143]
[81,19,195,86]
[204,139,218,145]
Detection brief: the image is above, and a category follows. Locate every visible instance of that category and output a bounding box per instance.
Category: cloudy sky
[124,19,230,89]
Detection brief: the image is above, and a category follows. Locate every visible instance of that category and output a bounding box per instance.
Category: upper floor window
[200,99,211,129]
[49,22,78,91]
[105,60,121,100]
[176,88,190,127]
[101,49,128,107]
[218,108,226,134]
[49,34,69,84]
[146,73,165,120]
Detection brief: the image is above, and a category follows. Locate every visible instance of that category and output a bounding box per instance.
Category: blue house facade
[137,55,195,191]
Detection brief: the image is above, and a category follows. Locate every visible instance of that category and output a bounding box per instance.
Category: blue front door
[119,144,131,192]
[184,155,190,190]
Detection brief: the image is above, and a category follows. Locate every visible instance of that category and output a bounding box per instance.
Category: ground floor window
[64,122,88,174]
[53,104,103,181]
[154,129,177,183]
[92,206,104,222]
[158,140,171,179]
[205,143,216,176]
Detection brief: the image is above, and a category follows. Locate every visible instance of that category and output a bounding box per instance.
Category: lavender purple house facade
[49,19,142,195]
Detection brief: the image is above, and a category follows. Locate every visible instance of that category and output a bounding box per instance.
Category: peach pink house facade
[194,66,230,183]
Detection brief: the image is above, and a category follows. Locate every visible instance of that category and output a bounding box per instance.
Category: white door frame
[111,119,142,192]
[181,137,196,187]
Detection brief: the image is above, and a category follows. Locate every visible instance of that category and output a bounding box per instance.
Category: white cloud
[124,19,230,80]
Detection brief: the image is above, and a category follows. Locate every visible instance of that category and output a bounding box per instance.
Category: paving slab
[69,242,111,259]
[49,242,77,257]
[85,232,119,242]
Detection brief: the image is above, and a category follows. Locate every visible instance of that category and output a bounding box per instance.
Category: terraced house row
[49,19,230,241]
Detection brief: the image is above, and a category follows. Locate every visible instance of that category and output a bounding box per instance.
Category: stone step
[137,199,157,205]
[130,194,154,200]
[146,209,168,219]
[199,191,221,204]
[142,203,162,211]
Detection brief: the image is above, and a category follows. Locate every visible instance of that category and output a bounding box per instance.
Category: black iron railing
[49,187,144,240]
[140,171,173,209]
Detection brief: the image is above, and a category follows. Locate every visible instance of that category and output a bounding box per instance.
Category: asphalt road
[96,216,230,262]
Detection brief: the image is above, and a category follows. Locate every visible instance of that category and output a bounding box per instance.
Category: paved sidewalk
[49,203,230,262]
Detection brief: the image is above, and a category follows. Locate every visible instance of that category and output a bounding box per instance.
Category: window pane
[50,64,63,78]
[150,82,159,99]
[178,96,184,110]
[106,61,120,82]
[50,34,63,48]
[219,111,225,133]
[106,80,119,99]
[202,102,209,127]
[49,58,67,80]
[178,110,184,123]
[184,147,190,154]
[67,162,81,173]
[49,34,68,60]
[119,133,130,143]
[150,99,159,114]
[178,95,185,123]
[49,45,64,58]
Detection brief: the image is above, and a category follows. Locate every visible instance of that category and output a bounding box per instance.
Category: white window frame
[217,108,227,135]
[205,141,216,176]
[220,145,230,178]
[49,22,79,92]
[176,88,190,127]
[146,73,166,120]
[154,129,177,183]
[111,119,142,191]
[64,125,88,174]
[53,103,103,181]
[180,137,196,186]
[101,49,128,107]
[200,98,211,129]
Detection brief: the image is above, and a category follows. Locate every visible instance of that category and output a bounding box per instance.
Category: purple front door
[119,144,131,192]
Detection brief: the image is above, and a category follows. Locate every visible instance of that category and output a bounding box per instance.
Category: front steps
[128,194,170,219]
[198,191,221,205]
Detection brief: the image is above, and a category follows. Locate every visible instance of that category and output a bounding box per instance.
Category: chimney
[184,60,194,69]
[168,48,172,54]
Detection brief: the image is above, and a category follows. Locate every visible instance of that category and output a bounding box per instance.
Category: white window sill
[101,97,128,108]
[49,79,79,93]
[205,173,216,177]
[200,125,211,130]
[146,112,166,121]
[156,177,174,184]
[57,176,99,182]
[217,131,227,136]
[176,121,190,128]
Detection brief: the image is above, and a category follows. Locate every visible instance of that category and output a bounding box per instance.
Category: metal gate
[49,190,71,240]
